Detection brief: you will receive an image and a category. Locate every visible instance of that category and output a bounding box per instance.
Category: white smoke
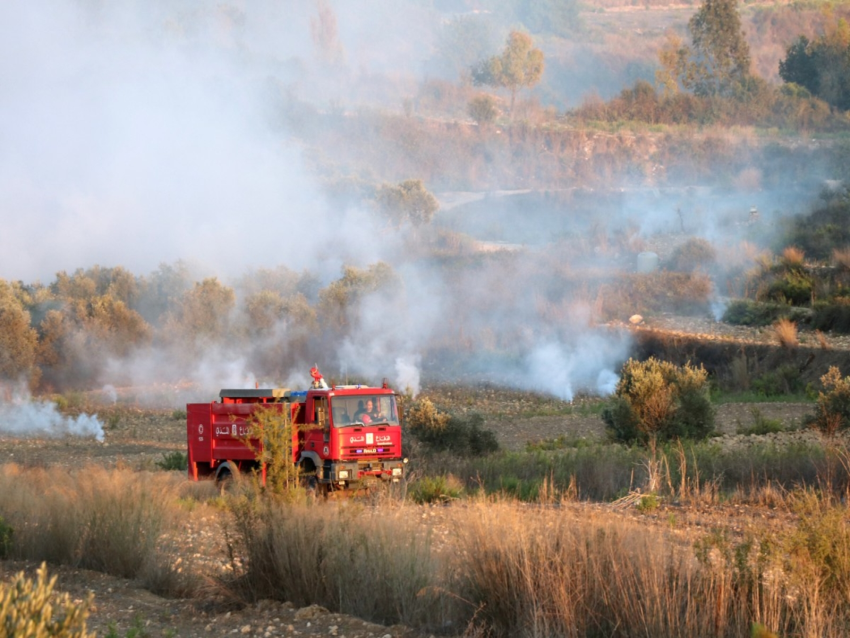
[395,354,422,397]
[101,384,118,404]
[521,332,631,401]
[0,389,105,441]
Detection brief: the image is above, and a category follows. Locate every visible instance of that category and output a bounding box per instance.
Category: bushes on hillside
[723,299,806,326]
[666,238,717,273]
[406,398,499,456]
[811,299,850,333]
[603,357,715,446]
[785,189,850,261]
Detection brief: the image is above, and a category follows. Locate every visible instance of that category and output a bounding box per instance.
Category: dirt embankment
[630,322,850,389]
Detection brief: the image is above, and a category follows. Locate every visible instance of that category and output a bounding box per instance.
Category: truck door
[314,396,329,443]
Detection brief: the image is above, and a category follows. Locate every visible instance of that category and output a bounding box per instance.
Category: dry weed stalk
[815,329,830,350]
[781,246,805,268]
[774,318,798,348]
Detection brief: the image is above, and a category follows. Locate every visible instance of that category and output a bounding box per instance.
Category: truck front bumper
[323,460,405,483]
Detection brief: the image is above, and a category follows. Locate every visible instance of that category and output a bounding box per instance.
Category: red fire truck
[186,368,406,492]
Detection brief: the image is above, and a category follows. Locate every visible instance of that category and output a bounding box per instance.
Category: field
[1,349,849,636]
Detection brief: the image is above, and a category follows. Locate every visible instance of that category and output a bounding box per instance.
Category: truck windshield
[330,395,399,427]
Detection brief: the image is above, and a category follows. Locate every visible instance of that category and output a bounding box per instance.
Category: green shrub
[602,357,715,447]
[736,407,785,435]
[155,451,188,472]
[170,409,187,421]
[410,475,464,504]
[764,270,813,306]
[752,364,804,397]
[722,300,791,326]
[785,189,850,261]
[468,94,498,125]
[0,563,93,637]
[808,366,850,436]
[636,493,660,513]
[407,399,499,456]
[811,299,850,333]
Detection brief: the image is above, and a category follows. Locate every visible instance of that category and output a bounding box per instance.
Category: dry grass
[452,500,850,637]
[0,464,191,594]
[1,459,849,635]
[774,318,799,348]
[781,246,806,269]
[224,496,446,628]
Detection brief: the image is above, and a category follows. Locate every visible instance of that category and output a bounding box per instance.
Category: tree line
[571,0,850,128]
[0,261,400,392]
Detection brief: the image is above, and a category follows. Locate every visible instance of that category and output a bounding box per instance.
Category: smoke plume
[0,387,105,441]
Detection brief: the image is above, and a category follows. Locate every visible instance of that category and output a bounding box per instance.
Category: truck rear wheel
[215,464,239,494]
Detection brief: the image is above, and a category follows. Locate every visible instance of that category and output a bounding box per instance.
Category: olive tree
[472,30,544,116]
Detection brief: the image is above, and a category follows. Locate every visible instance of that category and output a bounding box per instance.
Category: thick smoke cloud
[0,0,387,283]
[0,385,104,441]
[2,1,642,403]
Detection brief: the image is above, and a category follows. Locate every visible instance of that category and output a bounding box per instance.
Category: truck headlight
[391,467,402,477]
[338,469,350,480]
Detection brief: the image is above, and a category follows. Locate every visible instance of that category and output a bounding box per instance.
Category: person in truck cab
[369,398,385,422]
[353,400,370,424]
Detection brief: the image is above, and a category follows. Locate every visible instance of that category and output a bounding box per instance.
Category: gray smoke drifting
[521,335,629,402]
[0,0,390,283]
[4,1,831,407]
[0,388,104,441]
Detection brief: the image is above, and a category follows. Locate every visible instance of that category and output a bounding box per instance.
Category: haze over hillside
[2,0,850,398]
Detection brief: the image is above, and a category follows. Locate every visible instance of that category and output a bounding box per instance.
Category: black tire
[216,468,233,494]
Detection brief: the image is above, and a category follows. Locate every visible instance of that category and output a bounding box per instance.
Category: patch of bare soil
[0,559,422,638]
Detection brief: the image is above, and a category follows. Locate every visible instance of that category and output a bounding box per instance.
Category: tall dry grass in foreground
[1,462,848,636]
[0,464,188,594]
[224,495,850,637]
[224,496,447,628]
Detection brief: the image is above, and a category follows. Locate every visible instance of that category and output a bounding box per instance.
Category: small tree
[685,0,751,97]
[244,405,319,499]
[0,280,38,382]
[603,358,714,446]
[604,357,714,491]
[810,366,850,437]
[406,398,498,457]
[779,22,850,111]
[374,179,439,228]
[656,0,751,98]
[472,30,544,116]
